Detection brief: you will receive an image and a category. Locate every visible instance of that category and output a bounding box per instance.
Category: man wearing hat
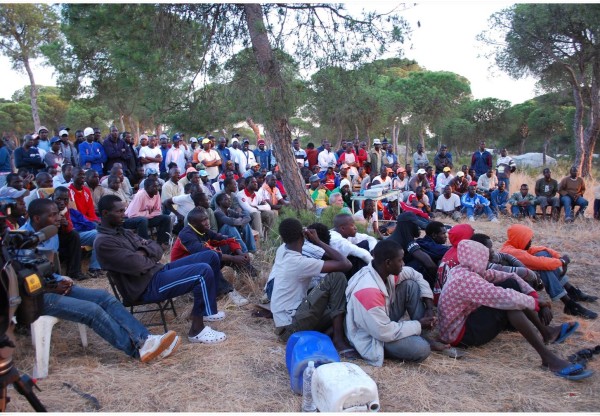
[36,126,51,152]
[14,134,46,175]
[79,127,107,175]
[372,166,393,187]
[254,139,272,171]
[228,137,245,174]
[409,168,433,204]
[308,174,330,215]
[368,139,384,174]
[451,171,469,197]
[196,138,221,181]
[215,137,231,173]
[59,129,79,167]
[44,136,65,170]
[0,187,28,230]
[435,166,454,193]
[135,134,149,157]
[240,138,257,174]
[165,134,186,173]
[198,169,217,197]
[103,125,134,176]
[158,134,169,177]
[187,137,199,162]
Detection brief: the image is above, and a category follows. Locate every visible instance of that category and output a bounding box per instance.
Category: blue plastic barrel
[285,331,340,395]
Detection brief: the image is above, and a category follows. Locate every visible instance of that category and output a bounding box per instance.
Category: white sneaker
[159,335,180,359]
[139,330,176,363]
[490,217,499,223]
[228,290,249,306]
[204,310,226,321]
[188,326,226,344]
[468,216,475,222]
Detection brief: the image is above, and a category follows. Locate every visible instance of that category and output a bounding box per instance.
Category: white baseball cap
[83,127,94,137]
[59,129,69,137]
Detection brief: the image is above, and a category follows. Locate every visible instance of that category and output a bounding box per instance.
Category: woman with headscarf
[388,212,437,288]
[438,239,590,380]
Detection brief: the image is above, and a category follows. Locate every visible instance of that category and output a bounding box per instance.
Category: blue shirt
[0,147,11,172]
[20,221,59,253]
[78,141,106,175]
[490,189,509,208]
[461,192,490,208]
[254,148,272,170]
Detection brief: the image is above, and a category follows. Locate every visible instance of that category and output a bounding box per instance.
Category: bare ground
[6,207,600,412]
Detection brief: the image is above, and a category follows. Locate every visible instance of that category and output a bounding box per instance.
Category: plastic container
[301,361,317,412]
[311,362,380,412]
[286,331,340,395]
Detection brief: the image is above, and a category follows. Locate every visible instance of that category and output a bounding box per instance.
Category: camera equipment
[0,198,57,411]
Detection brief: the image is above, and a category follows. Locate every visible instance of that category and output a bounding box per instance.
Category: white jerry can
[311,362,380,412]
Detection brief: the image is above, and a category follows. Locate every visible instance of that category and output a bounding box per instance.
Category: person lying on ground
[438,239,592,381]
[270,218,358,358]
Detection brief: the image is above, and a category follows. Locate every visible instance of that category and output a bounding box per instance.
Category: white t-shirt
[353,210,378,234]
[197,149,221,180]
[436,193,461,212]
[139,146,162,173]
[269,245,324,327]
[172,194,196,218]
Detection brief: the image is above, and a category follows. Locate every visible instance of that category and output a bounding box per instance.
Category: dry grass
[6,189,600,412]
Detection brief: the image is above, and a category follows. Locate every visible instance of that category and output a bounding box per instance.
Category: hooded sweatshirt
[500,224,562,271]
[345,263,431,367]
[438,240,537,345]
[434,224,474,304]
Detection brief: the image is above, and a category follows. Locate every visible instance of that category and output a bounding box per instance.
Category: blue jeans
[534,251,568,301]
[124,215,172,244]
[219,224,256,253]
[511,204,536,218]
[78,230,101,270]
[142,251,223,317]
[463,205,495,219]
[560,195,588,219]
[43,286,150,358]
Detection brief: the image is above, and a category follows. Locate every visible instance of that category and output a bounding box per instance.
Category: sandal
[188,326,227,344]
[204,311,226,322]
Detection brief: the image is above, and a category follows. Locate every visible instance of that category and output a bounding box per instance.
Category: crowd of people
[0,124,597,380]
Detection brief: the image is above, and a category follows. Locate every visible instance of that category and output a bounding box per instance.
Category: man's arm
[304,229,351,273]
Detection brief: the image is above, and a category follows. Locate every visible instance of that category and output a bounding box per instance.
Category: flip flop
[551,363,594,381]
[438,347,466,359]
[552,322,580,344]
[338,348,360,360]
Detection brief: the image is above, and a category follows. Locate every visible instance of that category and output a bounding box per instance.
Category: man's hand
[418,316,436,330]
[45,279,73,295]
[538,302,553,326]
[230,254,250,265]
[303,228,321,245]
[560,255,571,265]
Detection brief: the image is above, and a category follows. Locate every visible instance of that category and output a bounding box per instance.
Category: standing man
[413,143,429,170]
[14,134,45,175]
[44,136,65,171]
[292,138,307,168]
[59,129,78,167]
[165,134,186,173]
[139,135,163,175]
[558,167,588,222]
[369,139,384,174]
[78,127,107,175]
[495,148,516,192]
[535,168,560,220]
[433,144,453,175]
[36,126,51,152]
[158,135,170,178]
[254,139,272,171]
[382,141,397,167]
[470,140,492,180]
[197,138,222,182]
[317,141,336,172]
[240,139,257,175]
[215,137,231,173]
[103,126,133,176]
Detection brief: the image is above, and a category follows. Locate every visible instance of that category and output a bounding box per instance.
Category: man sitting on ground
[500,224,597,319]
[461,184,498,222]
[329,214,373,278]
[95,195,227,344]
[68,167,100,224]
[416,221,450,266]
[438,239,591,381]
[435,185,462,222]
[345,239,435,366]
[236,176,275,239]
[508,183,537,219]
[490,180,509,215]
[270,218,357,358]
[214,192,256,253]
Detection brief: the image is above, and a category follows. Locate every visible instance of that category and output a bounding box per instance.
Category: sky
[0,1,538,105]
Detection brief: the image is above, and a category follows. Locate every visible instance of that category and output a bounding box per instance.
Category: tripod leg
[12,371,46,412]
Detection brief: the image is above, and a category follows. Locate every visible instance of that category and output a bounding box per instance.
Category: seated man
[434,224,474,303]
[329,214,373,278]
[236,176,275,239]
[163,182,203,233]
[416,221,450,266]
[257,173,289,214]
[558,166,588,222]
[23,172,54,208]
[461,184,498,222]
[435,185,462,222]
[214,192,256,253]
[501,224,597,319]
[345,239,434,366]
[68,166,100,224]
[438,239,591,380]
[95,195,227,344]
[508,183,537,219]
[476,168,498,199]
[170,207,251,306]
[489,180,509,215]
[43,276,179,363]
[100,164,134,196]
[353,198,383,239]
[124,178,172,248]
[270,218,357,357]
[308,174,330,216]
[53,186,103,278]
[535,168,560,220]
[407,186,432,217]
[22,199,90,281]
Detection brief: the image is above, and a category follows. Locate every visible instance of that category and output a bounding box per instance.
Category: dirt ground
[6,216,600,412]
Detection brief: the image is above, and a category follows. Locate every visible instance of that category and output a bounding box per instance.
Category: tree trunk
[404,130,410,164]
[354,124,359,140]
[23,57,40,131]
[246,117,263,142]
[542,137,549,166]
[244,3,312,210]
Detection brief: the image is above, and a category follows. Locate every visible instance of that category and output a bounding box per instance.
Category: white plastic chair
[30,316,88,379]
